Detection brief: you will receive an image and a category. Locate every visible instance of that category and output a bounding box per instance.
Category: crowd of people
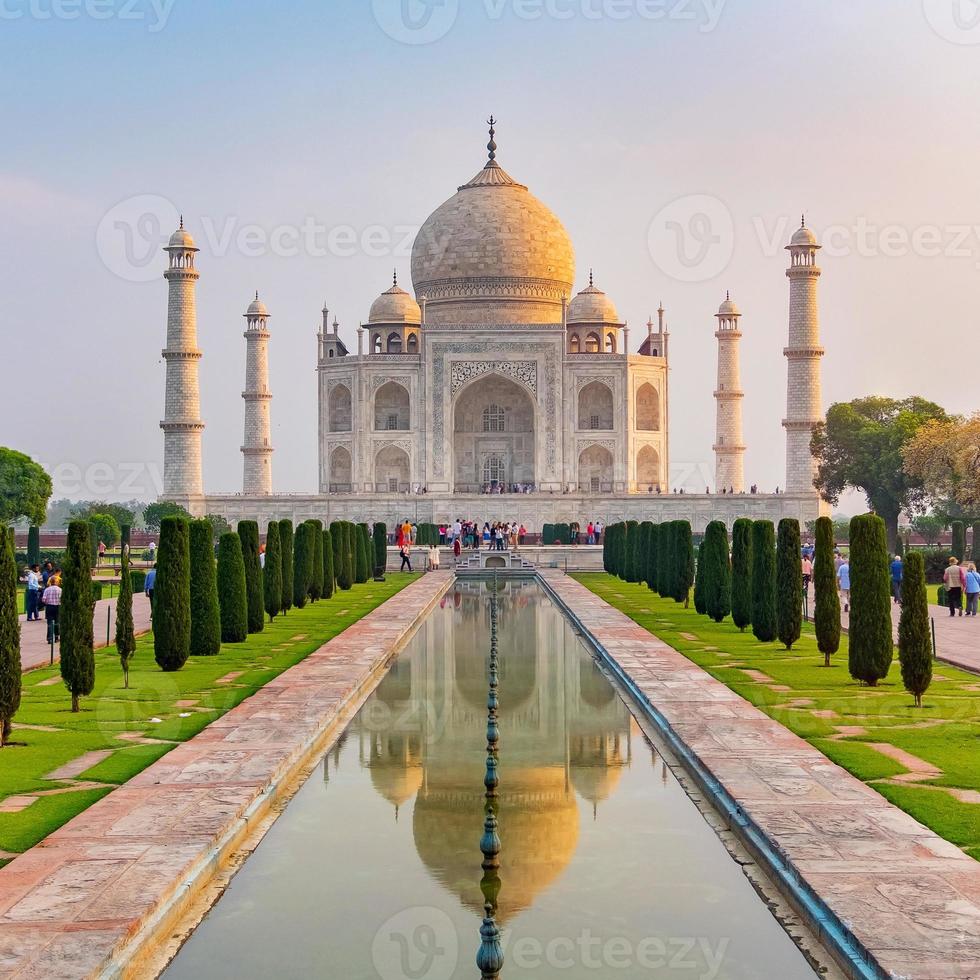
[23,561,64,643]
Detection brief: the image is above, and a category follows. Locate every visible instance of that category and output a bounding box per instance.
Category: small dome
[717,293,740,316]
[567,276,621,325]
[368,280,422,325]
[168,225,197,249]
[791,224,817,246]
[246,292,269,317]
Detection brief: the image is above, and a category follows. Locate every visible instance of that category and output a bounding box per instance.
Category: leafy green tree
[217,533,247,643]
[776,519,803,649]
[60,521,95,712]
[730,518,753,631]
[308,520,324,601]
[0,527,21,744]
[373,523,388,576]
[88,512,121,549]
[204,513,232,540]
[751,520,777,642]
[703,521,732,624]
[27,526,40,567]
[292,522,312,609]
[951,521,966,560]
[355,523,371,584]
[322,526,335,599]
[811,396,947,551]
[645,523,659,593]
[189,519,221,656]
[0,448,52,525]
[693,539,707,615]
[69,501,136,529]
[237,520,264,634]
[143,500,191,532]
[813,516,841,667]
[153,517,191,671]
[848,513,893,686]
[278,519,294,615]
[898,551,932,707]
[115,551,136,687]
[264,522,282,621]
[911,513,945,547]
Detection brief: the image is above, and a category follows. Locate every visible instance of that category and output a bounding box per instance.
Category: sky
[1,0,979,505]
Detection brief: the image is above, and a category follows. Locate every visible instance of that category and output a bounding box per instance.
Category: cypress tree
[605,523,617,575]
[120,523,131,556]
[238,520,264,634]
[278,519,294,615]
[646,523,659,593]
[115,551,136,687]
[153,517,191,671]
[27,525,40,567]
[188,519,221,657]
[264,521,282,621]
[308,520,324,601]
[638,522,653,588]
[731,518,753,631]
[355,523,371,584]
[898,551,932,707]
[601,525,610,572]
[848,513,893,686]
[693,539,707,615]
[972,522,980,562]
[751,520,777,642]
[657,521,674,599]
[951,520,966,561]
[322,526,335,599]
[618,522,630,579]
[0,527,21,744]
[61,521,95,711]
[329,521,344,589]
[703,520,732,624]
[776,518,803,649]
[217,533,248,643]
[813,516,841,667]
[293,522,312,609]
[674,521,695,605]
[624,520,640,582]
[341,523,355,590]
[373,523,388,576]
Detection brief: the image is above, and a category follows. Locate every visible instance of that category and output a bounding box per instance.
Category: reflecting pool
[164,581,815,979]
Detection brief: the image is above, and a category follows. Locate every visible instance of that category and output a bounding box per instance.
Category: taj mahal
[160,121,828,533]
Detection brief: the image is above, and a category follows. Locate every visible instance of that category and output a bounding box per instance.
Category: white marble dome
[791,224,818,246]
[168,225,196,249]
[368,280,422,325]
[567,278,621,325]
[246,292,269,317]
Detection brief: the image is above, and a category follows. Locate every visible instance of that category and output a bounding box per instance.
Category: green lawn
[573,573,980,861]
[0,575,419,862]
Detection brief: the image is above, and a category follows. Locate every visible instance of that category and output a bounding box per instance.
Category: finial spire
[726,290,730,300]
[179,214,184,230]
[255,290,259,301]
[801,213,806,228]
[589,268,594,288]
[392,268,398,287]
[486,115,497,165]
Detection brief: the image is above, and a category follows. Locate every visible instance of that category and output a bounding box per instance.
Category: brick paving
[545,571,980,980]
[0,571,452,979]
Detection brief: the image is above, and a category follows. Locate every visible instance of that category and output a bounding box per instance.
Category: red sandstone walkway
[18,594,153,672]
[545,571,980,980]
[0,572,452,979]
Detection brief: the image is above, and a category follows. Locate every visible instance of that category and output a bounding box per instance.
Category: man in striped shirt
[42,580,62,644]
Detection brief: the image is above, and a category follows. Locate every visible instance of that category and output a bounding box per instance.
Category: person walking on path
[42,578,61,644]
[837,558,851,613]
[98,539,107,565]
[944,557,964,617]
[802,554,813,596]
[890,554,904,604]
[25,564,41,621]
[965,562,980,617]
[144,564,157,607]
[399,543,413,573]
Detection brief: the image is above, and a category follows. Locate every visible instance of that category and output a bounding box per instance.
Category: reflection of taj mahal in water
[160,121,828,531]
[335,584,632,923]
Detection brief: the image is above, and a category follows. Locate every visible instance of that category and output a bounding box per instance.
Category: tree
[703,521,732,624]
[308,520,324,601]
[189,519,221,656]
[70,501,136,530]
[373,523,388,576]
[903,413,980,512]
[153,517,191,671]
[27,526,40,567]
[911,513,945,548]
[847,514,893,686]
[674,521,695,606]
[0,448,52,526]
[292,522,312,609]
[812,396,948,551]
[204,513,232,540]
[0,527,21,744]
[624,520,640,582]
[278,519,294,615]
[730,518,753,631]
[322,526,335,599]
[120,523,131,556]
[751,520,777,642]
[813,516,841,667]
[657,521,674,599]
[776,519,803,649]
[693,539,707,615]
[115,551,136,687]
[898,551,932,707]
[973,522,980,562]
[329,521,344,590]
[263,521,282,621]
[951,521,966,561]
[60,521,95,712]
[355,523,371,584]
[237,520,264,634]
[341,523,355,590]
[645,523,659,593]
[89,512,121,549]
[143,500,191,532]
[217,533,247,643]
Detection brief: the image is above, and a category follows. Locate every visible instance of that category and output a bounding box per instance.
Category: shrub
[673,521,695,605]
[730,518,753,631]
[645,523,660,593]
[657,521,674,599]
[292,522,312,609]
[61,521,95,712]
[813,516,841,666]
[617,522,630,579]
[115,552,136,687]
[702,520,732,624]
[90,581,104,602]
[848,513,893,686]
[338,523,353,591]
[264,521,282,621]
[27,525,40,567]
[189,519,221,656]
[603,523,617,575]
[0,527,21,744]
[621,521,636,581]
[543,523,556,547]
[637,522,653,587]
[130,569,146,593]
[238,521,264,634]
[554,522,571,546]
[921,548,951,584]
[355,523,371,584]
[373,523,388,575]
[278,519,294,615]
[308,520,324,601]
[898,551,932,706]
[693,538,707,615]
[322,526,335,598]
[751,520,777,642]
[216,533,247,643]
[776,518,803,649]
[951,521,966,562]
[153,516,191,672]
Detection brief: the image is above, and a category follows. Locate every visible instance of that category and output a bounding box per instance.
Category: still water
[164,581,815,979]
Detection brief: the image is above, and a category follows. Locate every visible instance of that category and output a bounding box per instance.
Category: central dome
[411,128,575,325]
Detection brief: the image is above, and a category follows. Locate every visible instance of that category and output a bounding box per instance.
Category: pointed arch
[328,384,352,432]
[577,381,614,431]
[635,383,660,431]
[329,446,352,492]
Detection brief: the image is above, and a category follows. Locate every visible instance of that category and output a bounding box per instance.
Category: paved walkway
[545,571,980,980]
[18,594,153,672]
[0,571,452,979]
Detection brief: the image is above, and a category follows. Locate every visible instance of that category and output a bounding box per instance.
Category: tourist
[518,524,526,546]
[399,542,413,572]
[25,564,41,621]
[890,554,903,604]
[587,521,595,545]
[802,554,812,596]
[145,564,157,604]
[42,577,61,644]
[259,544,266,569]
[98,539,107,565]
[944,557,965,617]
[453,536,461,560]
[41,560,54,587]
[148,540,157,560]
[837,558,851,614]
[595,519,604,542]
[965,563,980,617]
[483,523,491,549]
[428,544,440,571]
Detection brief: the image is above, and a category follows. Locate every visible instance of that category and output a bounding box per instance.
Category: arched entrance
[375,445,410,492]
[329,446,352,492]
[636,444,660,490]
[578,444,613,493]
[453,374,535,492]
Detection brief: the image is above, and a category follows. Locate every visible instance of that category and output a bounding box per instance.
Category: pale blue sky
[2,0,978,501]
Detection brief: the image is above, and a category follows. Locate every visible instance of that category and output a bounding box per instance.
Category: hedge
[308,520,324,602]
[322,527,335,599]
[153,516,191,672]
[848,513,893,686]
[189,519,221,656]
[776,518,803,649]
[730,518,752,631]
[373,523,388,575]
[292,522,312,609]
[278,519,294,615]
[750,520,777,642]
[216,532,248,643]
[813,516,841,666]
[355,523,371,584]
[264,521,282,621]
[702,520,731,624]
[238,521,265,634]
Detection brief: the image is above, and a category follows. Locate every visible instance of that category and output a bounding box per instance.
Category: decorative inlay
[575,374,617,391]
[449,360,537,396]
[371,374,412,390]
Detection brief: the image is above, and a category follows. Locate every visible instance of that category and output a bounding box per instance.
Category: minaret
[161,218,204,498]
[713,293,745,492]
[241,292,273,495]
[783,218,825,494]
